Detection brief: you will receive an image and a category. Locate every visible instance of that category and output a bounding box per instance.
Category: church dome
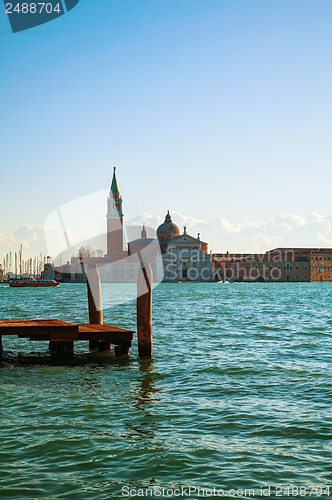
[157,211,180,241]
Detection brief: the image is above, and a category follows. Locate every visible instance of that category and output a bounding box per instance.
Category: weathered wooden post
[0,335,3,361]
[55,341,74,358]
[86,263,106,350]
[49,340,56,352]
[137,261,153,358]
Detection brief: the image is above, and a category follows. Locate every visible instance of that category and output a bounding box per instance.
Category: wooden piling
[137,262,153,358]
[64,341,74,358]
[114,341,131,357]
[49,341,57,352]
[55,342,65,356]
[55,341,74,358]
[87,263,103,325]
[86,263,107,350]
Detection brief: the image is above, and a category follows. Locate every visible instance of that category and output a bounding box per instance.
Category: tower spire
[110,167,119,195]
[141,224,147,239]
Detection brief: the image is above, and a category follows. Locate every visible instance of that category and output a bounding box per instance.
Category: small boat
[9,277,60,288]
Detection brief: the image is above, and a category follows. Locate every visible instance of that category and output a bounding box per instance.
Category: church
[68,169,213,282]
[156,211,213,282]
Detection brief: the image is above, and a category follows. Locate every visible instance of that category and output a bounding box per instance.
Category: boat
[9,277,60,288]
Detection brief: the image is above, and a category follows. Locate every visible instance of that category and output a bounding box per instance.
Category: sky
[0,0,331,258]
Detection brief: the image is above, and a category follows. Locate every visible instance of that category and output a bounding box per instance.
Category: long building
[212,248,332,282]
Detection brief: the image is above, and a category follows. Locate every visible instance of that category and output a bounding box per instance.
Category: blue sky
[0,0,331,256]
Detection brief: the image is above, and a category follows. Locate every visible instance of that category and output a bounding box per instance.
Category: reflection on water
[123,359,163,443]
[136,359,163,410]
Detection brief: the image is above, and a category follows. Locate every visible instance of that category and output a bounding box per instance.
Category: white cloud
[127,211,332,253]
[12,224,44,247]
[0,224,47,258]
[1,211,332,259]
[317,233,332,247]
[0,231,15,245]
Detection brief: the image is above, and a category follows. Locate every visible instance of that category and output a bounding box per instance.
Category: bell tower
[106,167,124,257]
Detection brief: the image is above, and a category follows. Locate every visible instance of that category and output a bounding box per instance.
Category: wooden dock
[0,259,154,361]
[0,319,134,359]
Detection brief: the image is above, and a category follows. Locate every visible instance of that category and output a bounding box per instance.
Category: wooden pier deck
[0,260,153,360]
[0,319,134,359]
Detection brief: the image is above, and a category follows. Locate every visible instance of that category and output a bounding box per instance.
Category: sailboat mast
[19,244,22,277]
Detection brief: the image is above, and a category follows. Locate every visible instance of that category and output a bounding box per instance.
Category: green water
[0,283,331,499]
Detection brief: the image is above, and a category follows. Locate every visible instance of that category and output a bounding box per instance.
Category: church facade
[156,211,213,282]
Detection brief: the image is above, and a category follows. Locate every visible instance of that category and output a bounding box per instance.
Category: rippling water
[0,283,331,499]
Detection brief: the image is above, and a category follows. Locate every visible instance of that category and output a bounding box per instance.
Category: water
[0,283,331,499]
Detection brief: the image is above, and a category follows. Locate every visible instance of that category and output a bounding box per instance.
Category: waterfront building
[43,259,55,281]
[69,256,140,283]
[212,248,332,282]
[156,212,213,282]
[307,249,332,282]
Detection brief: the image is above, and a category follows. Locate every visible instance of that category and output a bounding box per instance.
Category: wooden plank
[79,324,135,333]
[78,332,132,342]
[50,332,78,341]
[1,321,35,328]
[29,336,51,341]
[27,334,132,345]
[1,327,78,338]
[22,332,79,342]
[0,320,133,348]
[0,319,76,328]
[0,320,78,338]
[78,324,133,344]
[22,334,79,342]
[79,324,107,332]
[0,320,133,333]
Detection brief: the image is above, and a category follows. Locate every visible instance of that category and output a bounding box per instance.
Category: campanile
[106,167,124,256]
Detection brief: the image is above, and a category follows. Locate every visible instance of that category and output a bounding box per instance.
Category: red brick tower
[106,167,124,258]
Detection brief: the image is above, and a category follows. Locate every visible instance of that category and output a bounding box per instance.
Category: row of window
[312,256,331,261]
[114,274,135,277]
[254,264,308,271]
